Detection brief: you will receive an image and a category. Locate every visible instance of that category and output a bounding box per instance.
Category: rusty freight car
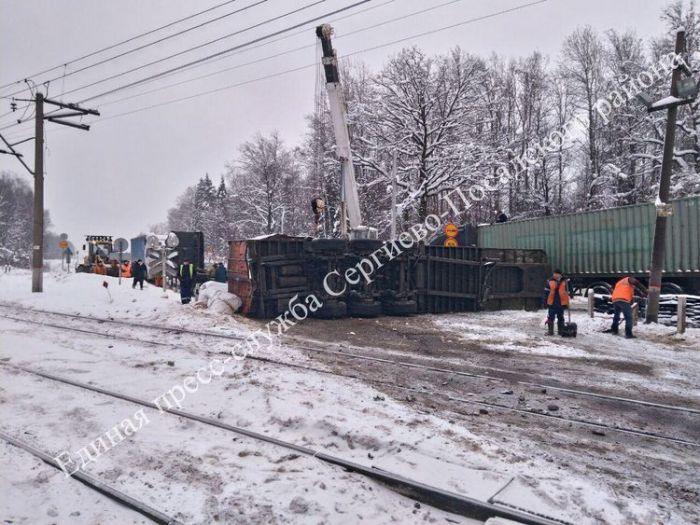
[228,235,547,319]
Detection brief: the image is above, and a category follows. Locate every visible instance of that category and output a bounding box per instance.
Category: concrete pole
[677,295,687,334]
[32,93,44,293]
[391,150,398,240]
[647,30,685,322]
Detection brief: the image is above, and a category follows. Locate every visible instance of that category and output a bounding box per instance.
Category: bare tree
[561,26,605,206]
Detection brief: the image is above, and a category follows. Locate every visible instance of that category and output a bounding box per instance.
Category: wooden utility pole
[647,31,685,322]
[32,93,45,292]
[0,93,99,293]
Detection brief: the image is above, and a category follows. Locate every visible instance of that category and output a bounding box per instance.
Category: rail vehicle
[471,195,700,295]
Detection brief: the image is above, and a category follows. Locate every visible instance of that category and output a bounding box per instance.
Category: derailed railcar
[228,236,547,318]
[477,196,700,293]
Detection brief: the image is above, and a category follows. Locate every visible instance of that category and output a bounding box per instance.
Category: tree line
[0,172,62,266]
[164,1,700,258]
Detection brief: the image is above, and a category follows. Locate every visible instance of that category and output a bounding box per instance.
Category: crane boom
[316,24,375,239]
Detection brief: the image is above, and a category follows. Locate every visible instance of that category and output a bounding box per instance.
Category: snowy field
[0,266,698,524]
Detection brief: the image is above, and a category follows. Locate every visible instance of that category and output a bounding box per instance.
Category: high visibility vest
[179,264,194,279]
[547,278,570,306]
[121,263,131,277]
[612,277,634,303]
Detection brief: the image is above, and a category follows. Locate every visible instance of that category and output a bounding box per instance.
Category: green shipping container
[477,196,700,290]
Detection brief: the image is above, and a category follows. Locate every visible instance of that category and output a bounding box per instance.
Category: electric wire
[63,0,329,101]
[0,0,269,99]
[0,0,546,136]
[0,0,245,91]
[97,0,459,109]
[84,0,550,123]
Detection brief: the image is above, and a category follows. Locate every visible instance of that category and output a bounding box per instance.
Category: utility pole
[390,151,398,240]
[646,31,685,323]
[0,93,99,293]
[32,94,45,292]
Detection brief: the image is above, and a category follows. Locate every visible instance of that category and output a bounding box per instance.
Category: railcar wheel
[347,300,383,318]
[312,300,347,319]
[382,299,417,316]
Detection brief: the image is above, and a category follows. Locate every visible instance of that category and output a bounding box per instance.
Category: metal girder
[43,97,100,116]
[46,117,90,131]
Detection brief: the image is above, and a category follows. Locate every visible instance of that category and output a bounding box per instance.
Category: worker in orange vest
[94,257,107,275]
[121,260,132,278]
[543,269,570,336]
[606,276,647,339]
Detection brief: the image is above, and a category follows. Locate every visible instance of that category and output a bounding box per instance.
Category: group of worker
[179,261,227,304]
[544,270,648,338]
[95,258,228,304]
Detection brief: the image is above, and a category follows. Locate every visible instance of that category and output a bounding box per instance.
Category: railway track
[0,362,564,525]
[1,304,699,448]
[0,429,181,524]
[1,303,696,415]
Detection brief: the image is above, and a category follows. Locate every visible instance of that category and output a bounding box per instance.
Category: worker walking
[215,262,227,283]
[132,259,147,290]
[121,260,132,278]
[605,276,647,339]
[179,260,195,304]
[543,269,570,336]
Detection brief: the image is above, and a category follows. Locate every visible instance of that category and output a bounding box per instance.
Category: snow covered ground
[0,266,697,524]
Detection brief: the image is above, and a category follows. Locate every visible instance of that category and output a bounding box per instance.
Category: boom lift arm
[316,24,376,240]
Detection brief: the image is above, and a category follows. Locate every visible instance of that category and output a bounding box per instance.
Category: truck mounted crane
[316,24,377,240]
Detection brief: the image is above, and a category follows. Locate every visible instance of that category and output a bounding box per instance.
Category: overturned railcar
[228,235,547,319]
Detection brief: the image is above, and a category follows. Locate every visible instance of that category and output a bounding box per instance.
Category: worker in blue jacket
[179,260,195,304]
[215,262,227,283]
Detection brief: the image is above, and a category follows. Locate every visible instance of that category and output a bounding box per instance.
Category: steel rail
[2,312,699,448]
[0,429,180,524]
[1,303,698,416]
[1,363,561,525]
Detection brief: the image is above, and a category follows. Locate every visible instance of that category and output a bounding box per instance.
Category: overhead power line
[0,0,245,91]
[0,0,547,136]
[60,0,329,101]
[78,0,371,104]
[0,0,336,130]
[1,0,269,99]
[93,0,397,108]
[83,0,550,122]
[95,0,461,109]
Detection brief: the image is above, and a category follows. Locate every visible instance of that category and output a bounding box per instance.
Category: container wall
[228,236,310,318]
[477,196,700,277]
[416,245,546,314]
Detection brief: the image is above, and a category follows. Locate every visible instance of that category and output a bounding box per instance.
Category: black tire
[348,239,384,253]
[76,264,90,273]
[588,281,613,296]
[347,300,383,318]
[312,300,347,319]
[383,299,417,316]
[661,282,684,294]
[310,239,347,253]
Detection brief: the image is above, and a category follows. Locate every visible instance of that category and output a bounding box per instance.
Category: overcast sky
[0,0,673,248]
